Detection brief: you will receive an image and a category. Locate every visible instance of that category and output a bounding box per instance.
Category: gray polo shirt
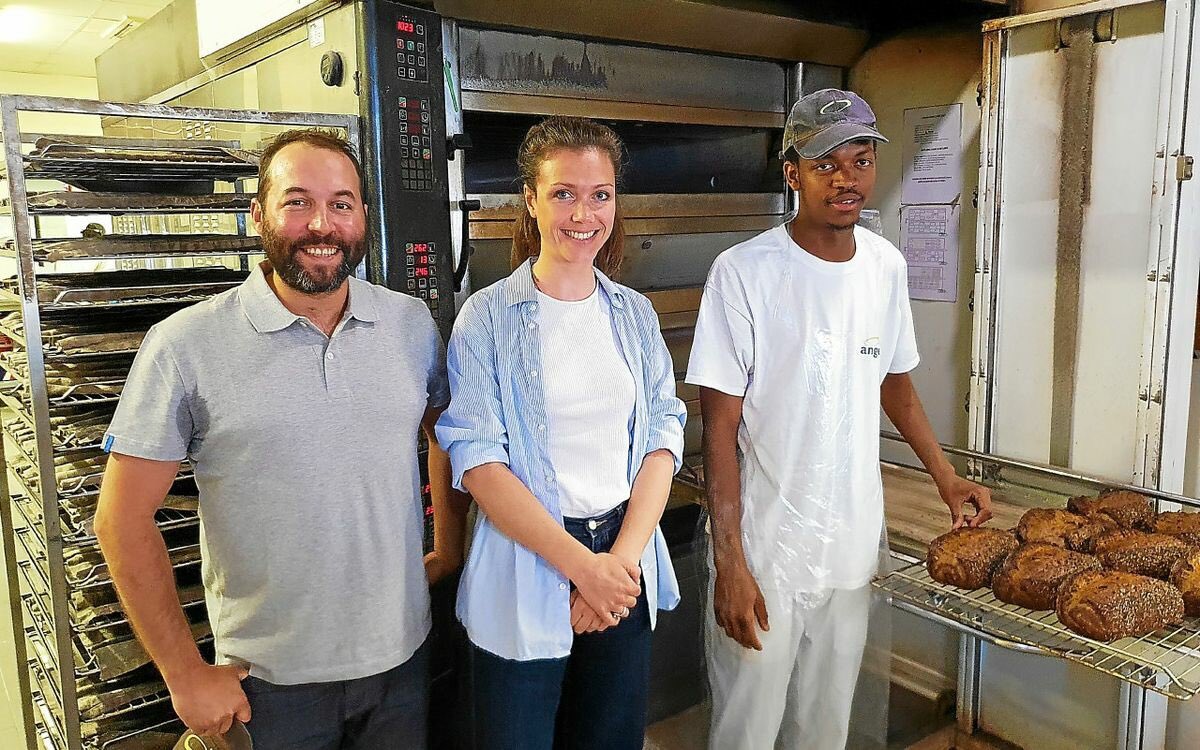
[104,263,449,684]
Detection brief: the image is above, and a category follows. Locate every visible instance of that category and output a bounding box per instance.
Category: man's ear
[250,198,264,234]
[782,160,802,192]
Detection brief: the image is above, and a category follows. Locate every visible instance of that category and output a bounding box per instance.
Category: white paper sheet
[900,204,959,302]
[901,104,963,205]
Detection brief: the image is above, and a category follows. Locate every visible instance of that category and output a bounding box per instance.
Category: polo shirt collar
[240,262,381,333]
[504,258,626,309]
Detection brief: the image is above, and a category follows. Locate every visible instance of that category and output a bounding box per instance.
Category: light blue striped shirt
[436,260,686,661]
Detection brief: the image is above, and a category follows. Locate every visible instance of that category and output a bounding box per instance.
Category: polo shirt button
[558,583,567,591]
[326,352,334,360]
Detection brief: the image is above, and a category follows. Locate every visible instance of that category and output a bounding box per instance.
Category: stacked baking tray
[0,107,263,750]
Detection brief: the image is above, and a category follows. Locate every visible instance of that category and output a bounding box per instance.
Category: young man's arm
[701,386,769,651]
[422,404,471,585]
[881,372,993,528]
[95,454,251,735]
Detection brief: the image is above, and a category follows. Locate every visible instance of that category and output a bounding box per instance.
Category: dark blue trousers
[466,503,652,750]
[242,639,430,750]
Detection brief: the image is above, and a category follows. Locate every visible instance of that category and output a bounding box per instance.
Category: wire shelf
[72,543,202,591]
[30,671,67,750]
[21,191,254,215]
[874,560,1200,700]
[3,233,262,263]
[92,716,183,750]
[62,505,199,549]
[1,389,113,448]
[0,391,38,435]
[72,591,206,636]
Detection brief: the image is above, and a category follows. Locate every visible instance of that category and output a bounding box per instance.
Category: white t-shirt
[686,223,919,592]
[537,288,636,518]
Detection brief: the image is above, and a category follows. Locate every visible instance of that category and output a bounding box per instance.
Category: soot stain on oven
[461,32,614,93]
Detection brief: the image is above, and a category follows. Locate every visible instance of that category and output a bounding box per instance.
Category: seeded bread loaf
[1152,511,1200,537]
[1170,549,1200,617]
[927,528,1020,590]
[1090,530,1190,579]
[991,543,1102,610]
[1056,569,1184,641]
[1068,490,1154,530]
[1016,507,1115,550]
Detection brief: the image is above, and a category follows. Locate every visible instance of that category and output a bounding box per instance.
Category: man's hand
[166,662,251,735]
[938,474,993,529]
[571,552,640,628]
[713,562,769,651]
[569,589,612,634]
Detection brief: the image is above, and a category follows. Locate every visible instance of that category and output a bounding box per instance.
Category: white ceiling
[0,0,173,78]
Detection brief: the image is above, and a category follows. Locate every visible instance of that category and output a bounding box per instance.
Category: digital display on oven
[397,20,414,33]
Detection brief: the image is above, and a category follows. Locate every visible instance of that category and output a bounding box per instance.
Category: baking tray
[874,559,1200,700]
[0,267,245,309]
[4,234,261,263]
[22,191,253,215]
[22,138,258,193]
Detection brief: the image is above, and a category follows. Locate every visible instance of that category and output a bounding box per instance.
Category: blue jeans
[466,502,652,750]
[242,639,430,750]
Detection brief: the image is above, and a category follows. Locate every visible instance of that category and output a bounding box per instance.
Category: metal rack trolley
[875,436,1200,749]
[0,95,359,750]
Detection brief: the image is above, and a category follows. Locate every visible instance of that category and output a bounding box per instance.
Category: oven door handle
[454,199,481,292]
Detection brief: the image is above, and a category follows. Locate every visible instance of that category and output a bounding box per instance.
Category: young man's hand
[713,562,769,650]
[938,474,993,529]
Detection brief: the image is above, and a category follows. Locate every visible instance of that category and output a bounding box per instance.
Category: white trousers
[706,582,872,750]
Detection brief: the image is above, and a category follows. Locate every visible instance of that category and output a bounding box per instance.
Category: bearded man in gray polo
[95,129,466,749]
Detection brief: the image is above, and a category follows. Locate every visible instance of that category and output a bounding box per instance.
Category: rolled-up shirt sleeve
[435,296,511,491]
[634,297,686,472]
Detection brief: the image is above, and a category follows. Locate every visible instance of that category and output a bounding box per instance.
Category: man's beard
[260,220,367,294]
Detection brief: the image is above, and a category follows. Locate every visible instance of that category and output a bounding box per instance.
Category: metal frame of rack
[876,434,1200,746]
[0,95,358,750]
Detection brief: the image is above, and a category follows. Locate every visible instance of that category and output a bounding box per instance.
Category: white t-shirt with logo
[686,223,919,592]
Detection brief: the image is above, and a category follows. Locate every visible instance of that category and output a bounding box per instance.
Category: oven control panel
[394,15,428,83]
[398,96,433,191]
[360,1,453,337]
[404,241,439,302]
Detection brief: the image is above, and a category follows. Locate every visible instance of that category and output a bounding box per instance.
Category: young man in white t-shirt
[687,88,993,749]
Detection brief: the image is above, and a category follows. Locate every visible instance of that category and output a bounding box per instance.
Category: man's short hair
[256,129,366,205]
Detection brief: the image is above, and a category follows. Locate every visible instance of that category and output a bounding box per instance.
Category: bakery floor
[644,687,956,749]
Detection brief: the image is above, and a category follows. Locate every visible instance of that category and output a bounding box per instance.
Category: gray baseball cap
[780,88,888,160]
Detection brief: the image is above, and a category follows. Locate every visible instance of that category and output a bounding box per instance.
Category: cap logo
[819,99,852,115]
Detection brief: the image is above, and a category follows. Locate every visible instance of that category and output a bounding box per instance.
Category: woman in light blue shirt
[436,116,685,749]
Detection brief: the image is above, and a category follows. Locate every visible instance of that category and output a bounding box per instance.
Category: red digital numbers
[397,20,414,33]
[415,267,430,277]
